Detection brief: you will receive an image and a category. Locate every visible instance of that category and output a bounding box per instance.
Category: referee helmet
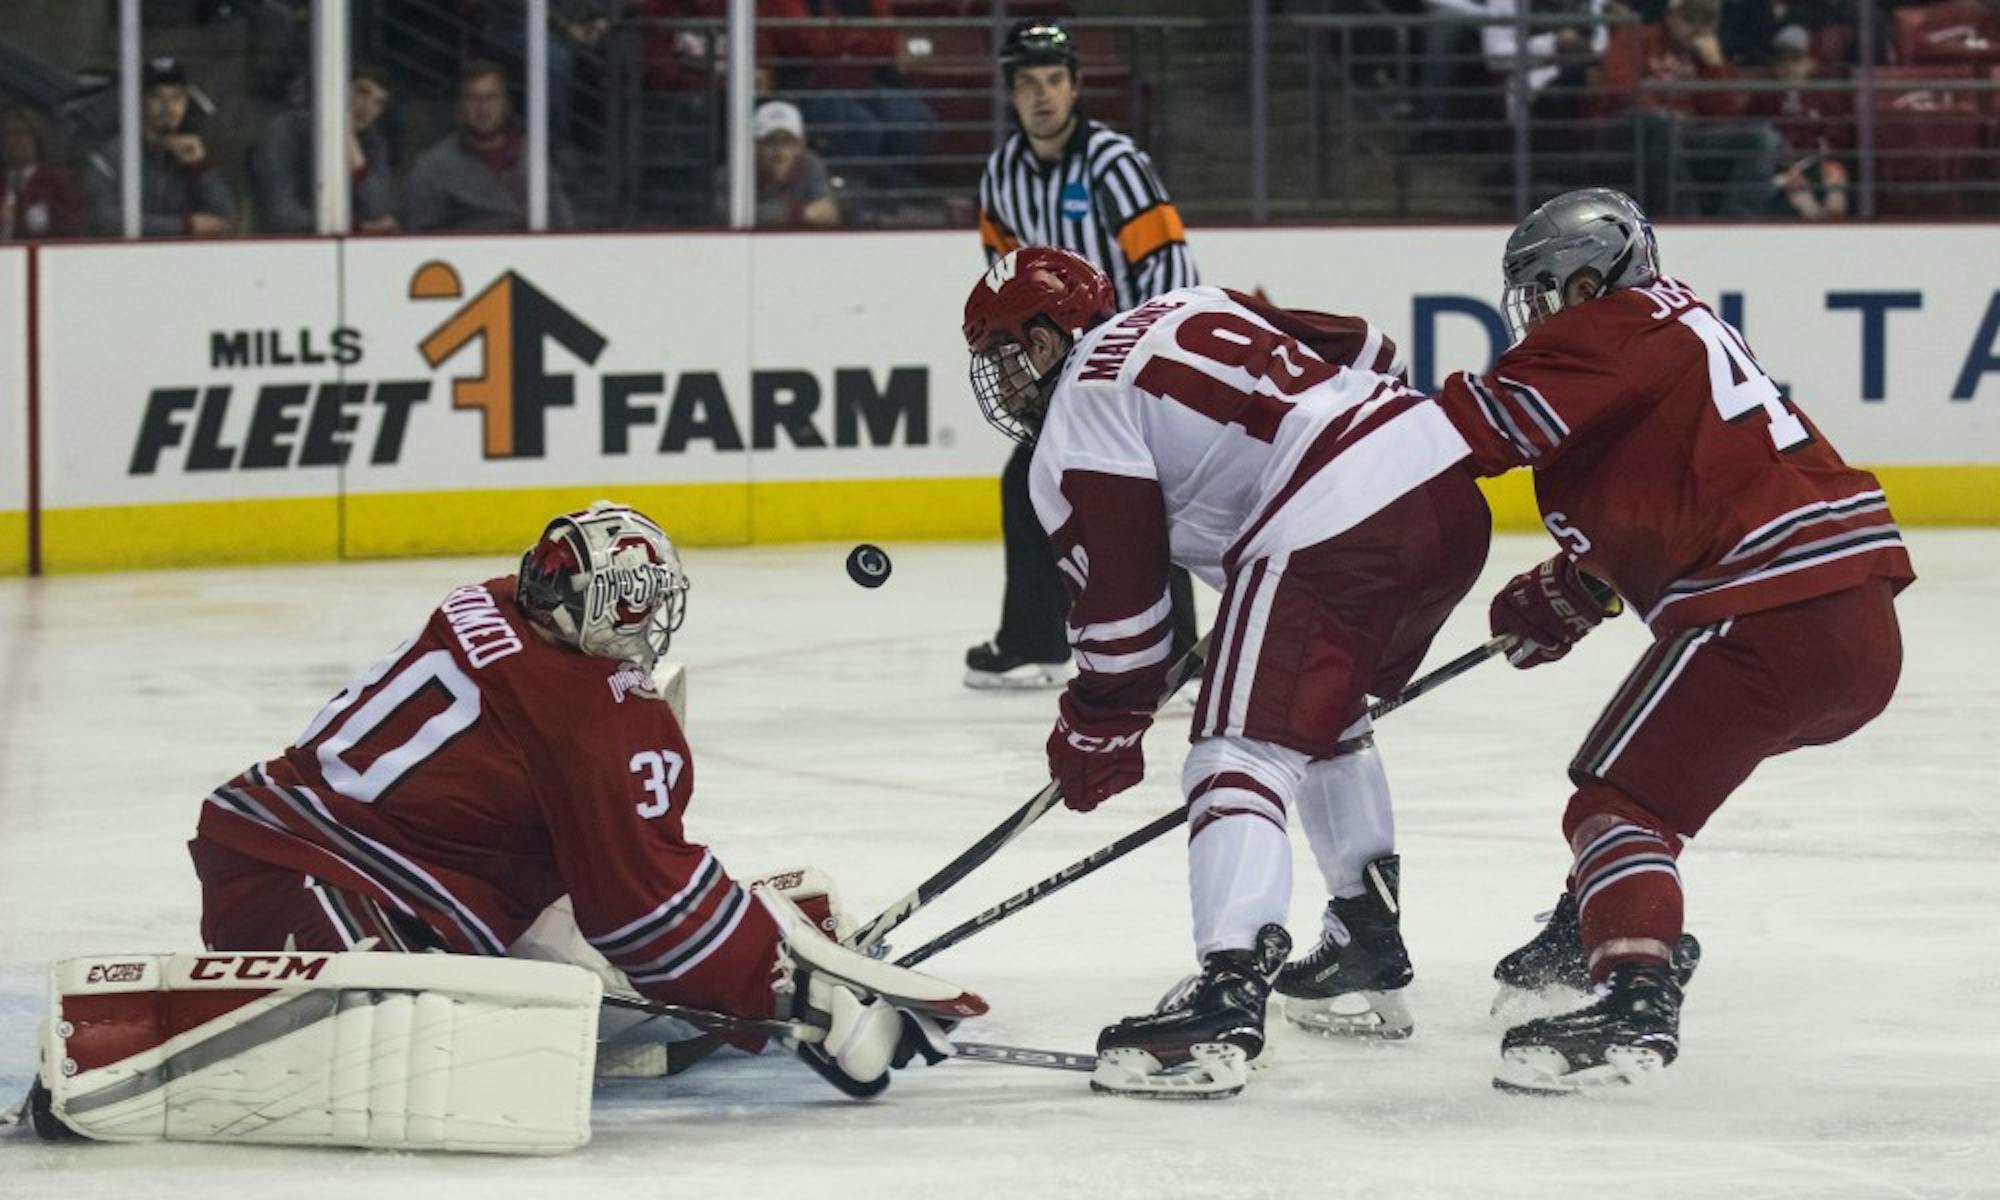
[1000,20,1079,85]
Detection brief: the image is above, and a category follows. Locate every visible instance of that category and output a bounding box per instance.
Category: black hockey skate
[1275,855,1415,1039]
[1091,924,1290,1100]
[1493,962,1682,1095]
[1491,891,1702,1011]
[963,640,1072,690]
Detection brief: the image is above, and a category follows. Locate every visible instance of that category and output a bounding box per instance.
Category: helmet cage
[969,328,1055,445]
[1502,278,1563,347]
[518,503,689,670]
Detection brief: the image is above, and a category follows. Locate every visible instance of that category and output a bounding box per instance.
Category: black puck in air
[846,544,892,588]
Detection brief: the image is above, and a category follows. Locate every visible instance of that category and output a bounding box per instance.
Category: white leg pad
[42,952,600,1154]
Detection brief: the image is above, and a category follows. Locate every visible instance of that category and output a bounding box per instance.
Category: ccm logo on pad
[188,954,331,982]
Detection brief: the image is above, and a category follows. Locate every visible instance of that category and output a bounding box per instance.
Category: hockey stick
[598,993,1100,1076]
[893,635,1512,969]
[601,992,820,1042]
[843,629,1214,954]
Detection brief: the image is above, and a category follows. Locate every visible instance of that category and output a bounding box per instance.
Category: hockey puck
[846,544,892,589]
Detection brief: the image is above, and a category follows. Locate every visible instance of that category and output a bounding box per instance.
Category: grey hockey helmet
[1500,188,1659,343]
[518,501,689,670]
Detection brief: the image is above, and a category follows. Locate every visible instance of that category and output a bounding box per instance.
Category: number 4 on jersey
[1680,307,1810,453]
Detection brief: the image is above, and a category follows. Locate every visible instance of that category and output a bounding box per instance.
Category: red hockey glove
[1489,555,1622,669]
[1046,692,1151,812]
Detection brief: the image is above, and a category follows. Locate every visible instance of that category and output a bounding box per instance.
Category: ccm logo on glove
[1046,692,1151,812]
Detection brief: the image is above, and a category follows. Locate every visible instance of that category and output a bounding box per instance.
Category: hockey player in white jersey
[962,247,1493,1097]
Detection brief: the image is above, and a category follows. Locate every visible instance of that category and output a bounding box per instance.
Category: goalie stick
[893,635,1513,969]
[843,629,1214,954]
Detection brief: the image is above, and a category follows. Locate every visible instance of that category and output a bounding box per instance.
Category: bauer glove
[1489,554,1622,669]
[1046,691,1151,812]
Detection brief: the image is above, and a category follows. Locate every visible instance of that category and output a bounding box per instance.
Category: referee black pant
[993,439,1200,664]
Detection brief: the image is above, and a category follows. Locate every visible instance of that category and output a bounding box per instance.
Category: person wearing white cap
[752,100,839,228]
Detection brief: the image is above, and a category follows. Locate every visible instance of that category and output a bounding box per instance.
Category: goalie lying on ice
[20,502,984,1152]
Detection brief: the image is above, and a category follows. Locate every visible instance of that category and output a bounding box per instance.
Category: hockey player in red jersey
[962,248,1492,1097]
[186,502,976,1097]
[1432,189,1913,1094]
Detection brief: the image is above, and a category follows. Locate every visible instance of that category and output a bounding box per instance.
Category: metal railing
[5,0,1998,238]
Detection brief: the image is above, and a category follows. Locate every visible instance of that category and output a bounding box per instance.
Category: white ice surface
[1,532,1995,1199]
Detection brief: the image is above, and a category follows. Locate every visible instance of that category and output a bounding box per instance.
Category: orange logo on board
[412,260,608,459]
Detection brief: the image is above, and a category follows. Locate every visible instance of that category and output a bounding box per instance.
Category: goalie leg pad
[42,952,600,1154]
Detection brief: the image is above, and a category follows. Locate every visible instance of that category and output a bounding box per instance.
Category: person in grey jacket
[250,65,399,234]
[85,58,235,238]
[403,59,574,232]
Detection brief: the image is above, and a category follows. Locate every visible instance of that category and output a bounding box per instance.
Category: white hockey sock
[1296,721,1395,902]
[1183,737,1304,960]
[1188,801,1292,960]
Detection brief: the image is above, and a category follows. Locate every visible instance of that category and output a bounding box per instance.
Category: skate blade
[1283,990,1413,1040]
[1089,1043,1249,1100]
[1492,1045,1670,1096]
[963,664,1075,690]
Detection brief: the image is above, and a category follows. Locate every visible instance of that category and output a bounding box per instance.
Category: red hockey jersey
[1434,278,1914,632]
[194,575,779,1016]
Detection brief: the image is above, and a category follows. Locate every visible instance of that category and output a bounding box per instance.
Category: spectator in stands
[760,0,934,194]
[486,0,617,154]
[0,105,82,240]
[1751,24,1852,220]
[749,100,838,227]
[1594,0,1785,216]
[403,59,576,232]
[84,58,236,238]
[249,65,399,234]
[1474,0,1613,122]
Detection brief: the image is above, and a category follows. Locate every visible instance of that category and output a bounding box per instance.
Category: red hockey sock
[1564,786,1684,983]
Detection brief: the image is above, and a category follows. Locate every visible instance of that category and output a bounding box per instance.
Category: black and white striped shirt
[977,118,1198,311]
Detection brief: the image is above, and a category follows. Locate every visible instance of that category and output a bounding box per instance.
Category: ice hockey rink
[1,530,1994,1199]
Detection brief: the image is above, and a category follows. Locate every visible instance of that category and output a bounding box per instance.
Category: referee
[964,19,1201,689]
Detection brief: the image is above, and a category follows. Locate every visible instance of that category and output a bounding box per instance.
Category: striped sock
[1572,821,1683,983]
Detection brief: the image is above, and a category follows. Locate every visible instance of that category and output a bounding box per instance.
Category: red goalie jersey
[192,576,781,1018]
[1434,277,1914,631]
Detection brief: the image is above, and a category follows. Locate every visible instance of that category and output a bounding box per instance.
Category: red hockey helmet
[963,247,1115,443]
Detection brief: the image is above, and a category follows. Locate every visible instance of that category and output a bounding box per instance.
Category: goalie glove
[748,866,853,943]
[1046,691,1151,812]
[1490,555,1623,669]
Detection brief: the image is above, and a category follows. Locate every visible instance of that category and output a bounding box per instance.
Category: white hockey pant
[1184,717,1393,958]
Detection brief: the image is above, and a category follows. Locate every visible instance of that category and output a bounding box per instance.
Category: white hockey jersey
[1028,286,1471,715]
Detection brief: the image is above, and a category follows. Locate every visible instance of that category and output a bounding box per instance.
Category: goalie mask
[517,502,689,670]
[962,246,1115,444]
[1500,187,1659,345]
